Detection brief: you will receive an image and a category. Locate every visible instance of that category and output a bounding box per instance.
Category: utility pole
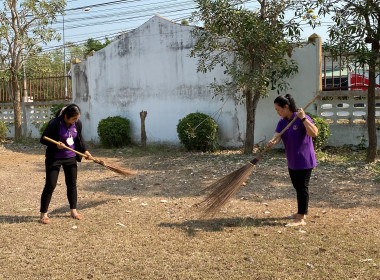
[22,55,28,102]
[63,12,67,99]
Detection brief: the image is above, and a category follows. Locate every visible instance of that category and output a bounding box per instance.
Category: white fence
[2,93,380,149]
[0,101,70,138]
[317,89,380,147]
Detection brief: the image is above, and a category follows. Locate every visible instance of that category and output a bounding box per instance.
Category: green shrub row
[37,106,331,152]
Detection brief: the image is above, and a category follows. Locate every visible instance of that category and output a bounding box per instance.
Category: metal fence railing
[0,74,72,103]
[322,55,380,91]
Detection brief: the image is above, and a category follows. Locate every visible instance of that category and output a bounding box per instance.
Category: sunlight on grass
[1,141,379,279]
[316,147,367,163]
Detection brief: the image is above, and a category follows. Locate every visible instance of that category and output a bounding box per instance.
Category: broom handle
[251,94,319,164]
[43,136,89,158]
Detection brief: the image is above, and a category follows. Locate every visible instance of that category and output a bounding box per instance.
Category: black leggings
[40,157,78,213]
[288,168,313,215]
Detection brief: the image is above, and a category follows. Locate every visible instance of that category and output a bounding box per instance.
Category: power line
[55,2,196,30]
[39,0,200,52]
[59,1,195,25]
[65,0,140,12]
[6,0,331,59]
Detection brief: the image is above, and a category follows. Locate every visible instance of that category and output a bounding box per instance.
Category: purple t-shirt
[55,119,78,159]
[275,112,317,170]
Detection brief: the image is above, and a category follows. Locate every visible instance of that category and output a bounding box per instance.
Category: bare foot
[40,213,50,224]
[285,219,306,227]
[288,213,306,220]
[70,210,83,220]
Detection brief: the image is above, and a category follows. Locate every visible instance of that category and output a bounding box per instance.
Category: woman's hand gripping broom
[43,136,137,176]
[195,95,319,216]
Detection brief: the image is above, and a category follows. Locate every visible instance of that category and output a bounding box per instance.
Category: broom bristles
[195,162,257,216]
[93,159,137,176]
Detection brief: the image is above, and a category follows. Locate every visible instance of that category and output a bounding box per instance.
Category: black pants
[288,168,313,215]
[40,157,78,213]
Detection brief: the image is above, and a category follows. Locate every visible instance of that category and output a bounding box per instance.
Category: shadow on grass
[49,199,111,215]
[0,215,38,224]
[159,216,287,236]
[84,158,380,210]
[0,200,110,224]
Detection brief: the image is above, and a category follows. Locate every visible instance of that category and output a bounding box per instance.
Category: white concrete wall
[71,15,320,147]
[255,39,320,144]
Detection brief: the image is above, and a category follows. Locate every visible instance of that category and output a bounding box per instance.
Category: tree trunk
[243,88,261,154]
[244,88,254,154]
[11,73,22,142]
[140,110,147,147]
[366,48,378,162]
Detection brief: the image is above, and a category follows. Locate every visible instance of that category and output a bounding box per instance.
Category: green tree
[25,49,64,75]
[191,0,316,154]
[66,41,86,61]
[84,37,111,56]
[0,0,65,141]
[316,0,380,162]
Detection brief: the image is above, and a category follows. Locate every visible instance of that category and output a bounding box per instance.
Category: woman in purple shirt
[268,94,318,227]
[39,104,93,224]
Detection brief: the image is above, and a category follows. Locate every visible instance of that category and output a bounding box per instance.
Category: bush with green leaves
[307,112,332,151]
[97,116,131,148]
[39,122,49,136]
[177,112,218,152]
[0,121,7,141]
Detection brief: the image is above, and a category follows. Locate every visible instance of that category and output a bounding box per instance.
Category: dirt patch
[0,142,379,279]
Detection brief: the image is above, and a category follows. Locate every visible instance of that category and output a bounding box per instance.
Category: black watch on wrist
[302,117,307,122]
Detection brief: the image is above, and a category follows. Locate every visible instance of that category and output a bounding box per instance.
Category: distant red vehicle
[322,71,380,91]
[350,73,380,90]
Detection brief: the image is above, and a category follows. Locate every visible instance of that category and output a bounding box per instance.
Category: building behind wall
[71,15,321,147]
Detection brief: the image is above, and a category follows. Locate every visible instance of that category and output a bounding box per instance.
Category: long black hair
[55,104,81,119]
[274,94,298,113]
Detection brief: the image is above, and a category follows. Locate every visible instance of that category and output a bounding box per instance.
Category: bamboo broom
[43,136,137,176]
[195,95,320,216]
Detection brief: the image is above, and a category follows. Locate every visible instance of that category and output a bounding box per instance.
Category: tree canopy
[83,38,111,57]
[191,0,317,153]
[0,0,66,141]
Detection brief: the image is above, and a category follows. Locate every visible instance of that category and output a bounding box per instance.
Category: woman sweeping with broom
[268,94,318,227]
[39,104,93,224]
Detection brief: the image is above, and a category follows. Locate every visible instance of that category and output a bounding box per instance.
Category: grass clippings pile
[0,141,379,280]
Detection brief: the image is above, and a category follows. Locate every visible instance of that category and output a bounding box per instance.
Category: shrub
[177,112,218,152]
[97,116,131,148]
[39,103,66,136]
[0,121,7,141]
[39,122,49,136]
[50,103,66,117]
[307,112,332,151]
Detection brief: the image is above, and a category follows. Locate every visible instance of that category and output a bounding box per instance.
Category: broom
[43,136,137,176]
[195,94,320,216]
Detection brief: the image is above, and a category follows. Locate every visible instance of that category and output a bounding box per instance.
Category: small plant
[306,112,332,151]
[181,19,189,25]
[0,121,7,141]
[355,136,367,150]
[97,116,131,148]
[177,112,218,152]
[50,103,66,116]
[39,122,49,136]
[39,103,66,135]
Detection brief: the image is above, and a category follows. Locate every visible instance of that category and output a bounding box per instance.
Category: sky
[43,0,332,54]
